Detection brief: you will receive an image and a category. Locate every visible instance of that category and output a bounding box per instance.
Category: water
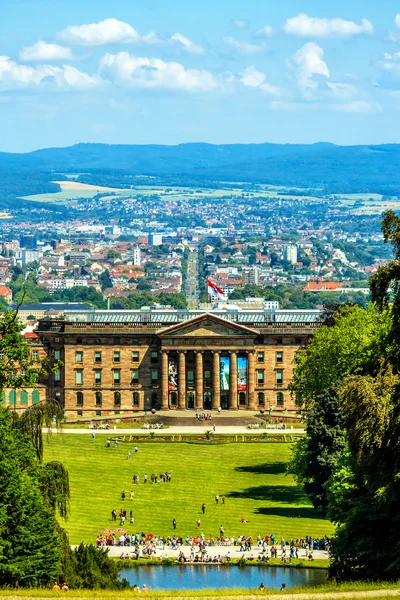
[120,565,327,590]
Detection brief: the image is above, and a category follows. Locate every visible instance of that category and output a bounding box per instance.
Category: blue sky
[2,0,400,151]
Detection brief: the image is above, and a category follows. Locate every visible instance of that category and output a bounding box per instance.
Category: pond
[120,565,328,590]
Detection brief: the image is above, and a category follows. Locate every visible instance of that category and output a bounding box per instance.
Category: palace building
[16,308,321,417]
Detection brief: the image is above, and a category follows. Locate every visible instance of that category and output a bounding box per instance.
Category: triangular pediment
[158,313,258,337]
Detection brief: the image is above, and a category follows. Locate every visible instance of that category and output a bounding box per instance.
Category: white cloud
[284,13,374,38]
[376,52,400,88]
[170,33,204,54]
[223,36,268,54]
[395,14,400,30]
[239,66,282,96]
[233,19,247,29]
[256,25,273,37]
[0,56,103,90]
[326,82,357,100]
[332,101,380,113]
[240,66,266,87]
[99,52,216,92]
[288,42,330,96]
[58,18,140,46]
[19,41,73,61]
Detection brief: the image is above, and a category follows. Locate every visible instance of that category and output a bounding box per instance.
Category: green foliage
[287,387,346,510]
[106,249,122,260]
[291,305,389,403]
[0,310,50,393]
[0,409,61,587]
[69,544,128,589]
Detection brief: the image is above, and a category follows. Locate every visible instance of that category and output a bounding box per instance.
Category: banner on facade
[237,356,247,391]
[220,355,230,390]
[168,356,178,391]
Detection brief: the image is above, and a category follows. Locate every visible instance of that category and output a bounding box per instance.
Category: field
[21,180,326,205]
[44,435,333,545]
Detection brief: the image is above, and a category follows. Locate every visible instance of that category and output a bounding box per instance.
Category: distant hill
[1,142,400,195]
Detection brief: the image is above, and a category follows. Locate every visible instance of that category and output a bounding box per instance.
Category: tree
[0,407,66,587]
[106,249,121,260]
[289,305,389,510]
[287,386,346,510]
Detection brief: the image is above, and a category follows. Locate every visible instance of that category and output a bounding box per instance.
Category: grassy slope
[44,436,333,545]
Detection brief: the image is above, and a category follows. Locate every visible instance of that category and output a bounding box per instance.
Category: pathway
[45,426,305,435]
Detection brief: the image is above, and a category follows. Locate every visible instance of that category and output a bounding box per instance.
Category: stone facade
[29,309,320,417]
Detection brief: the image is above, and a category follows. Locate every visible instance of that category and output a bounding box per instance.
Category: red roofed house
[0,285,12,304]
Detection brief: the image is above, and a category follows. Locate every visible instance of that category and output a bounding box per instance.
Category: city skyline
[2,0,400,151]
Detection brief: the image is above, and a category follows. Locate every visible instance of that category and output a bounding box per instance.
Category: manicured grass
[44,436,333,545]
[1,582,400,598]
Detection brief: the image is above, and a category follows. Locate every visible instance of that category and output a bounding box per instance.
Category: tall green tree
[288,305,389,509]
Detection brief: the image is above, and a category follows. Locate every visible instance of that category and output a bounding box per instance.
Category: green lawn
[44,436,333,545]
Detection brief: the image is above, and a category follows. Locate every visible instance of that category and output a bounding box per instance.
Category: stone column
[212,351,221,410]
[161,350,169,410]
[248,350,257,410]
[178,351,186,410]
[195,351,203,410]
[229,351,238,410]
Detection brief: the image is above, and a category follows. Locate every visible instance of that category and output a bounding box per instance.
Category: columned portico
[229,351,238,409]
[195,351,203,410]
[212,351,220,410]
[178,351,186,409]
[248,350,256,410]
[161,350,169,410]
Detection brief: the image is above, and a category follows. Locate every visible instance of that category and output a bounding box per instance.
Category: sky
[2,0,400,151]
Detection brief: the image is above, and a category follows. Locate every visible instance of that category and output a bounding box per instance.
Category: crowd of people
[96,531,329,564]
[194,413,214,421]
[141,423,164,429]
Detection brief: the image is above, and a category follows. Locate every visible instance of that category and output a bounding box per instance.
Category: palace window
[95,338,102,345]
[76,392,84,407]
[239,392,246,406]
[257,352,264,363]
[132,351,139,362]
[95,351,102,363]
[170,391,178,406]
[151,369,159,385]
[114,337,121,345]
[295,337,302,345]
[131,369,139,384]
[276,351,283,363]
[276,392,284,407]
[113,369,121,385]
[204,370,211,386]
[77,338,82,345]
[54,350,61,361]
[94,369,102,385]
[114,392,121,406]
[151,351,159,364]
[95,392,102,407]
[187,369,194,387]
[77,411,83,417]
[95,410,102,416]
[75,351,83,363]
[258,392,265,406]
[133,392,140,407]
[75,370,83,385]
[257,370,264,385]
[32,350,39,362]
[151,392,158,407]
[276,338,283,345]
[276,370,283,385]
[113,351,120,363]
[54,371,61,383]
